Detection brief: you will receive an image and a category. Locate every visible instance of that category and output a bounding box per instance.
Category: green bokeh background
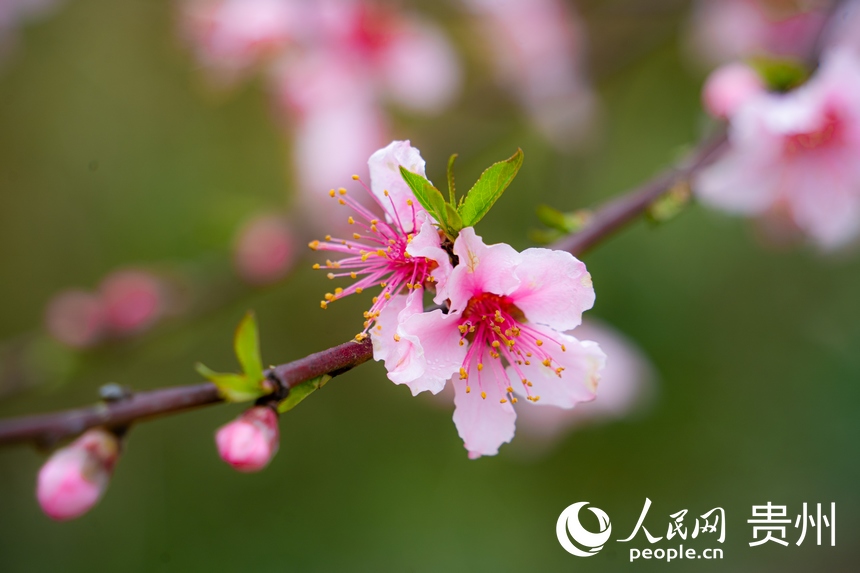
[1,1,858,571]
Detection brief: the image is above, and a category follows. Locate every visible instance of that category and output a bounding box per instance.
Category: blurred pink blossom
[233,213,296,285]
[43,290,106,349]
[687,0,829,67]
[179,0,461,229]
[0,0,63,67]
[99,269,164,335]
[215,406,280,472]
[462,0,598,150]
[702,62,766,119]
[36,428,120,521]
[696,49,860,249]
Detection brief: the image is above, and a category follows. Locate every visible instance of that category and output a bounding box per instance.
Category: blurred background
[0,0,858,571]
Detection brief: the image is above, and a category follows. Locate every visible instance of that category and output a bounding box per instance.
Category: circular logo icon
[556,502,612,557]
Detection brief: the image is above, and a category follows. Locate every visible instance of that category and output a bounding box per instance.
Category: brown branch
[0,133,727,448]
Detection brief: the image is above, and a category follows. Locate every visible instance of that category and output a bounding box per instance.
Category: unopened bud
[99,269,164,334]
[702,62,765,119]
[232,214,296,285]
[215,406,279,472]
[36,429,120,521]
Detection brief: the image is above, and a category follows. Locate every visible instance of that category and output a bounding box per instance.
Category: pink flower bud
[99,269,163,335]
[702,62,765,119]
[232,214,296,285]
[44,290,106,349]
[215,406,279,472]
[36,429,120,521]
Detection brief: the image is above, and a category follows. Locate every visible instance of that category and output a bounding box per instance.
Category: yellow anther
[372,296,379,303]
[351,174,360,180]
[542,359,551,367]
[350,272,357,279]
[506,386,514,394]
[477,363,484,371]
[469,325,476,333]
[458,340,464,346]
[380,282,387,287]
[355,287,363,294]
[353,233,361,239]
[325,235,332,241]
[384,293,391,300]
[458,324,468,334]
[527,381,533,387]
[511,397,518,404]
[338,198,346,205]
[511,327,521,336]
[348,216,355,224]
[320,301,328,309]
[371,225,378,232]
[526,352,532,357]
[334,287,343,295]
[324,293,335,301]
[533,395,541,402]
[555,368,564,376]
[384,189,389,196]
[355,333,367,341]
[500,398,507,404]
[466,386,471,393]
[338,188,347,195]
[370,219,378,224]
[393,334,401,342]
[309,240,320,250]
[459,367,468,380]
[313,263,321,269]
[329,189,336,198]
[361,254,369,262]
[491,341,501,348]
[494,310,504,323]
[536,340,543,346]
[481,391,487,400]
[327,272,336,279]
[406,199,413,206]
[377,249,385,256]
[561,344,567,352]
[524,361,531,366]
[376,324,382,331]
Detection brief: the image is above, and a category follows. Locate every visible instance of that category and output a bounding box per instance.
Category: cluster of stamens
[309,176,436,340]
[454,293,567,404]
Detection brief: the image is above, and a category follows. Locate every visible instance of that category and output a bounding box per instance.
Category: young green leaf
[234,311,263,382]
[195,363,265,403]
[277,374,332,413]
[459,148,524,227]
[398,167,447,221]
[445,203,464,234]
[447,153,458,205]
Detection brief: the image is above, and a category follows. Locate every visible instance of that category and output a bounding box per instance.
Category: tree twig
[0,134,727,448]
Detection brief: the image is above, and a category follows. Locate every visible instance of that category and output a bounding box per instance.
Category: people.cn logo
[556,502,613,557]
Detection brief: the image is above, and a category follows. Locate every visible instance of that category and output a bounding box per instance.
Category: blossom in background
[374,227,604,458]
[696,49,860,249]
[215,406,280,472]
[687,0,829,67]
[309,141,450,338]
[233,213,297,285]
[44,290,107,349]
[702,62,766,119]
[179,0,461,231]
[36,428,120,521]
[462,0,597,150]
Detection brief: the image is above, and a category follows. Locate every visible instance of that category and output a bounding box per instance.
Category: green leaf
[277,375,332,413]
[195,363,265,403]
[445,203,464,234]
[646,181,692,224]
[748,56,808,92]
[459,148,524,227]
[399,165,459,240]
[234,311,263,381]
[536,204,591,234]
[398,167,447,222]
[446,153,458,205]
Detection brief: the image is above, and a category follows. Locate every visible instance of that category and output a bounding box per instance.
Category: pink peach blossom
[374,228,604,458]
[702,62,766,119]
[233,213,296,285]
[36,429,120,521]
[696,49,860,249]
[310,141,451,339]
[99,269,164,334]
[687,0,828,67]
[463,0,597,149]
[215,406,280,472]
